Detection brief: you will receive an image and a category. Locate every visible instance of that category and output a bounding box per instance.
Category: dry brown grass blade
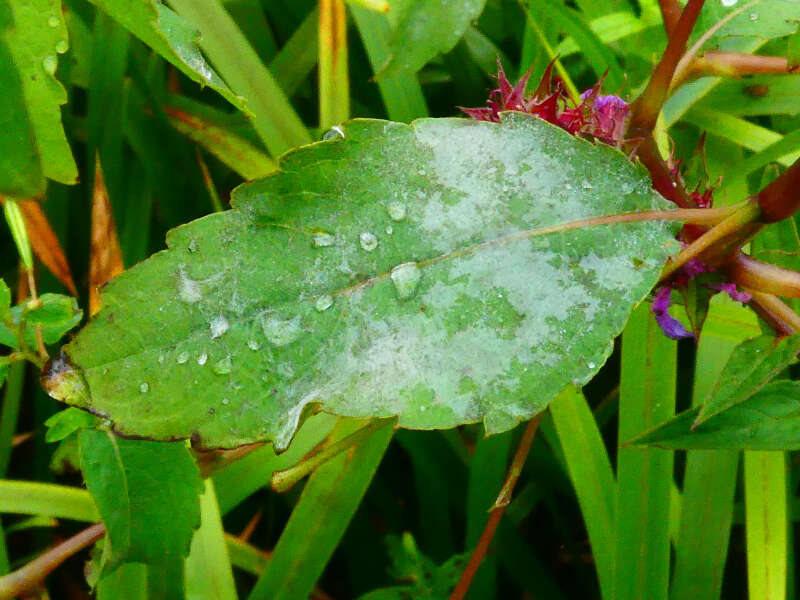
[89,156,124,317]
[0,199,77,296]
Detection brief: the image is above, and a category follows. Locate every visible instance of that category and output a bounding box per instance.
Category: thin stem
[196,149,225,213]
[628,0,707,138]
[683,52,795,81]
[270,419,393,492]
[729,254,800,298]
[658,0,682,34]
[450,415,542,600]
[0,362,25,479]
[660,201,760,280]
[635,136,694,208]
[0,523,104,600]
[747,291,800,336]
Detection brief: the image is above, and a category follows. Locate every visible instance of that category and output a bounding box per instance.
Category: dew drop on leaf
[247,339,260,351]
[359,232,378,251]
[209,315,229,339]
[177,268,202,303]
[387,201,407,221]
[390,262,421,300]
[176,351,189,364]
[385,226,393,235]
[55,40,68,54]
[312,232,336,248]
[262,315,303,346]
[197,352,208,366]
[315,294,333,312]
[139,382,149,393]
[212,356,232,375]
[720,0,737,5]
[188,239,199,253]
[48,15,59,27]
[42,55,57,75]
[221,398,230,405]
[322,125,345,140]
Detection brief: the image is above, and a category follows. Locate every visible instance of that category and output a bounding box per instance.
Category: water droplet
[197,352,208,366]
[385,226,393,235]
[322,125,344,140]
[210,315,229,339]
[213,356,232,375]
[221,398,230,406]
[749,12,758,20]
[177,267,203,303]
[390,262,421,300]
[312,232,336,248]
[55,40,68,54]
[262,314,303,346]
[581,180,593,190]
[188,238,199,253]
[359,232,378,251]
[720,0,738,6]
[42,55,57,75]
[420,405,427,412]
[315,294,333,312]
[387,201,406,221]
[48,15,59,27]
[247,339,260,351]
[177,352,189,364]
[158,353,165,364]
[588,362,596,369]
[139,382,149,393]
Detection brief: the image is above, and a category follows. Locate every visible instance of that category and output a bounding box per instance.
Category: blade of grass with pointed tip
[670,296,757,600]
[745,450,788,600]
[695,333,800,426]
[615,302,675,600]
[184,479,237,600]
[247,419,393,600]
[350,6,428,122]
[168,0,311,156]
[15,200,76,296]
[0,480,98,521]
[43,114,679,451]
[319,0,349,130]
[549,386,615,600]
[268,7,318,98]
[555,5,662,57]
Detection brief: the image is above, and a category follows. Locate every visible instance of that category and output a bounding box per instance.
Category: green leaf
[44,114,678,450]
[45,407,95,442]
[0,293,82,348]
[78,430,203,589]
[695,334,800,425]
[0,357,7,388]
[695,0,800,51]
[0,0,78,196]
[378,0,488,77]
[0,280,9,324]
[699,74,800,117]
[87,0,246,112]
[632,381,800,450]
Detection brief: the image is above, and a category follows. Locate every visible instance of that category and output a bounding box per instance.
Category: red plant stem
[757,158,800,223]
[0,523,105,600]
[628,0,707,138]
[450,415,542,600]
[658,0,682,34]
[728,254,800,298]
[635,136,694,208]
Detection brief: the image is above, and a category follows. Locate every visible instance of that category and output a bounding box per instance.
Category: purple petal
[711,282,752,304]
[652,287,693,340]
[683,257,711,279]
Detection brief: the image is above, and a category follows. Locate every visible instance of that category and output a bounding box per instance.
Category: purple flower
[652,287,693,340]
[710,282,752,304]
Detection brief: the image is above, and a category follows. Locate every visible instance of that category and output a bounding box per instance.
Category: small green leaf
[78,429,203,587]
[0,293,82,348]
[0,279,9,323]
[632,381,800,450]
[378,0,488,77]
[0,0,77,197]
[88,0,246,112]
[695,334,800,426]
[45,114,678,450]
[45,407,95,443]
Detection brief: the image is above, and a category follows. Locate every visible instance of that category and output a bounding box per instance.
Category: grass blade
[319,0,349,129]
[744,450,788,600]
[247,420,393,600]
[549,386,615,600]
[616,303,676,600]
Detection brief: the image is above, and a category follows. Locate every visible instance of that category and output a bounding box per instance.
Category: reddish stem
[728,254,800,298]
[634,136,694,208]
[450,415,542,600]
[689,52,797,78]
[658,0,682,34]
[628,0,707,138]
[757,158,800,223]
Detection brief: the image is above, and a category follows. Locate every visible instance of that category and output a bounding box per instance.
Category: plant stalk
[757,158,800,223]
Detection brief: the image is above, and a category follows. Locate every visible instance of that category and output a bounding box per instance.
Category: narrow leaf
[319,0,349,129]
[695,333,800,425]
[89,158,124,316]
[42,114,679,450]
[16,200,77,295]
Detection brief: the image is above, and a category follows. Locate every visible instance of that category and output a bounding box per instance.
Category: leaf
[0,357,8,388]
[695,333,800,425]
[87,0,246,112]
[378,0,488,77]
[632,381,800,450]
[699,74,800,117]
[45,407,95,442]
[0,0,78,196]
[43,114,679,450]
[0,293,82,348]
[89,158,124,316]
[17,199,77,296]
[0,279,9,323]
[78,429,203,590]
[695,0,800,51]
